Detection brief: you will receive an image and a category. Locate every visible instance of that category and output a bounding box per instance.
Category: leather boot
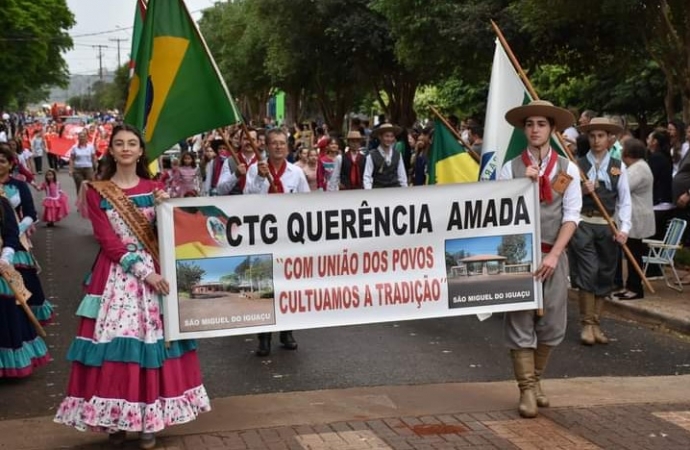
[256,333,271,356]
[279,331,298,350]
[533,344,552,408]
[578,291,596,346]
[510,349,538,418]
[593,297,610,344]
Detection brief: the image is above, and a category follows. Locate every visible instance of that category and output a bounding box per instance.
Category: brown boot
[578,291,596,345]
[510,349,538,418]
[593,297,610,344]
[533,344,552,408]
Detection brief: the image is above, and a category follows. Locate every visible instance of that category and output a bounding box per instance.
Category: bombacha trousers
[504,252,569,349]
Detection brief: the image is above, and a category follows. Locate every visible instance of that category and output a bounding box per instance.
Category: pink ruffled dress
[39,181,70,223]
[54,179,210,433]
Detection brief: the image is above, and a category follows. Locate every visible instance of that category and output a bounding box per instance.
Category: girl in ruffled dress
[36,169,69,226]
[54,124,210,450]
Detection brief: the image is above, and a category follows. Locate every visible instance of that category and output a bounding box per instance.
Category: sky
[64,0,216,76]
[180,255,271,283]
[445,234,533,260]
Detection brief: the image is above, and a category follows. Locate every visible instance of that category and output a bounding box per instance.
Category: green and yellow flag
[124,0,242,160]
[427,119,479,184]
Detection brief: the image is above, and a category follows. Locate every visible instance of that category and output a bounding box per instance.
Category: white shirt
[562,126,579,148]
[362,146,408,189]
[244,161,310,194]
[31,136,46,156]
[613,163,632,234]
[500,150,582,226]
[71,144,95,168]
[216,158,239,195]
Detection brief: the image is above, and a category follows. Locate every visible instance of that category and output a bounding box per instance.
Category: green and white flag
[479,39,533,180]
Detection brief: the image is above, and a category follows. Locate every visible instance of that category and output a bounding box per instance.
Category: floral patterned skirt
[53,254,210,433]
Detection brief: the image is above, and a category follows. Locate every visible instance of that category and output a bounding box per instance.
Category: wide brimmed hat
[210,139,228,152]
[505,100,574,132]
[371,123,402,138]
[578,117,624,135]
[346,130,363,141]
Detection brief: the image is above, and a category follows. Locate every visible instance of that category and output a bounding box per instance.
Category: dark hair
[622,138,646,160]
[650,128,672,161]
[180,151,196,168]
[469,125,484,139]
[101,124,151,180]
[326,137,342,152]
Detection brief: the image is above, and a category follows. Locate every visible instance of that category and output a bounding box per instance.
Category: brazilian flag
[427,119,479,184]
[124,0,242,160]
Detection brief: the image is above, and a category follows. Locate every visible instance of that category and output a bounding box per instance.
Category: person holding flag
[499,100,582,419]
[569,117,631,347]
[244,128,309,356]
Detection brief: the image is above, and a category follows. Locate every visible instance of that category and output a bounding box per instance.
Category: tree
[497,235,527,264]
[0,0,74,109]
[512,0,690,121]
[177,262,205,293]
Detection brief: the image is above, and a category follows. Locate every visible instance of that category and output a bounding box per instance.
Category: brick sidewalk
[69,403,690,450]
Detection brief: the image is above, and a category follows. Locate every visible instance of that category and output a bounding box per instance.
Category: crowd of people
[0,102,689,448]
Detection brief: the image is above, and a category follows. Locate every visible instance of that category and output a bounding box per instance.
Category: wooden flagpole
[429,105,481,163]
[490,20,654,294]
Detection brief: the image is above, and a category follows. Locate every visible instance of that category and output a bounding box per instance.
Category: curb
[604,296,690,336]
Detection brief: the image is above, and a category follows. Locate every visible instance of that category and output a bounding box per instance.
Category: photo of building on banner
[157,179,543,341]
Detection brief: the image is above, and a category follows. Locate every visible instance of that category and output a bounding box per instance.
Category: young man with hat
[340,130,367,190]
[570,117,631,346]
[499,100,582,418]
[363,123,407,189]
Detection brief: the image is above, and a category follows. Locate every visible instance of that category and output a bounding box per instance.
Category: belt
[582,209,603,218]
[541,243,553,253]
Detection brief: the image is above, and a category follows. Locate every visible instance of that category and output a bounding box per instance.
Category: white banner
[158,179,542,340]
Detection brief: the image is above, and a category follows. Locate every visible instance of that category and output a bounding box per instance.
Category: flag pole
[240,122,277,193]
[429,105,480,163]
[490,20,654,295]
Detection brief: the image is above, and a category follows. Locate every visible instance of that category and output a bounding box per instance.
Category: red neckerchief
[349,151,361,189]
[237,152,257,191]
[211,156,224,188]
[268,160,287,193]
[521,149,558,203]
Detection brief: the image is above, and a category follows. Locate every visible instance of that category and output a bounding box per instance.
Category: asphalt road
[2,172,690,421]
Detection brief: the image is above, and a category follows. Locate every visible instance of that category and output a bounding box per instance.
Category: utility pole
[92,44,109,81]
[109,38,126,68]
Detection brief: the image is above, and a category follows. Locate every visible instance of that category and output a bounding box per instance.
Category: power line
[109,38,127,67]
[92,45,109,81]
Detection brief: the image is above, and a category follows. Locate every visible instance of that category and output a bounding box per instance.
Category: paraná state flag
[124,0,242,161]
[427,119,479,184]
[479,39,565,180]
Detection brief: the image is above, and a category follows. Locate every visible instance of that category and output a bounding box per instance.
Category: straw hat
[505,100,574,132]
[371,123,402,138]
[346,130,363,141]
[578,117,624,135]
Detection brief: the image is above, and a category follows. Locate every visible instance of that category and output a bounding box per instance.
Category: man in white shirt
[244,128,309,355]
[31,129,47,174]
[569,117,631,347]
[363,123,407,189]
[216,128,259,195]
[500,100,581,419]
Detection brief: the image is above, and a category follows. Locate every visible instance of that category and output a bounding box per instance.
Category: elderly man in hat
[499,100,582,418]
[570,117,631,346]
[363,123,407,189]
[341,130,367,190]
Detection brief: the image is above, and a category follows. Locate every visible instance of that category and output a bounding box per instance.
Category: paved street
[2,172,690,449]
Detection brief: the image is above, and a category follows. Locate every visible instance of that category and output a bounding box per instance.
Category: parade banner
[158,179,543,340]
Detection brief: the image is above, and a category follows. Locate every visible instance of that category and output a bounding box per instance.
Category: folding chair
[642,218,688,292]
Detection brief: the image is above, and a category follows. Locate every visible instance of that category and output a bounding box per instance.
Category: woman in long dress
[54,124,210,449]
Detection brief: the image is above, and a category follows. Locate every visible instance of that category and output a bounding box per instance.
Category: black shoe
[279,331,298,350]
[256,333,271,356]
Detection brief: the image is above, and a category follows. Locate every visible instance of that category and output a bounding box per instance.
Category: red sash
[268,161,287,193]
[521,150,557,204]
[237,152,257,191]
[349,152,361,189]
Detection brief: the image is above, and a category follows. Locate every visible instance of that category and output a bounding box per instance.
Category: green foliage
[497,235,527,264]
[67,65,129,113]
[177,262,206,293]
[0,0,74,108]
